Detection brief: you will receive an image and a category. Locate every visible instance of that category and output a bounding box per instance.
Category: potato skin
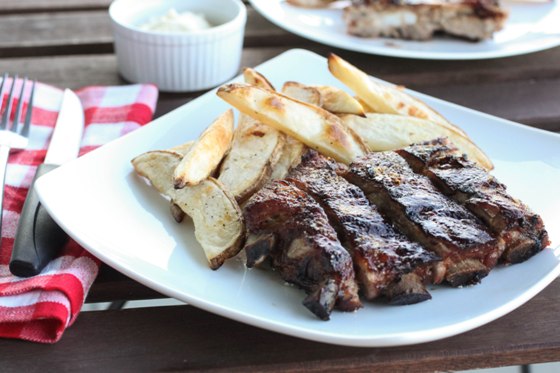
[218,115,285,203]
[173,110,234,188]
[132,151,245,269]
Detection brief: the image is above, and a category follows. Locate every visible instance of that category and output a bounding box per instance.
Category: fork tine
[20,80,35,139]
[1,74,17,131]
[11,77,27,133]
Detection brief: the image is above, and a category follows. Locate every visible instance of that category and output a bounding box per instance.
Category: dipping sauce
[140,9,212,33]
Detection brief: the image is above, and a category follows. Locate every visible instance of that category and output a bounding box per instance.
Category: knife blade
[9,89,84,277]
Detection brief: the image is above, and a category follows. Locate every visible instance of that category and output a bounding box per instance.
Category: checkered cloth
[0,79,158,343]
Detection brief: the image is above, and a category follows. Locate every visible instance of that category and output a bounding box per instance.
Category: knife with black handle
[9,89,84,277]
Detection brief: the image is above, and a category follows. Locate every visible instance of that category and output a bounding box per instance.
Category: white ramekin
[109,0,246,92]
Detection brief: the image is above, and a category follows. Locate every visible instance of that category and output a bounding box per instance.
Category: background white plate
[36,49,560,347]
[249,0,560,60]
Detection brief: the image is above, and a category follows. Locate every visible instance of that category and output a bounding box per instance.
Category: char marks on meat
[345,151,505,287]
[243,180,361,320]
[397,138,550,264]
[241,140,549,319]
[287,151,439,304]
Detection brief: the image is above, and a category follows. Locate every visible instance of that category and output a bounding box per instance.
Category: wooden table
[0,1,559,371]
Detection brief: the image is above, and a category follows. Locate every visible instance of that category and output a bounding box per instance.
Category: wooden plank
[0,54,121,88]
[86,265,164,303]
[0,11,113,57]
[0,0,110,14]
[1,279,559,371]
[0,8,302,57]
[418,81,560,133]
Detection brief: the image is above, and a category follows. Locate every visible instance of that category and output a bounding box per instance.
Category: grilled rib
[287,151,439,304]
[397,138,550,263]
[345,151,504,286]
[243,180,361,320]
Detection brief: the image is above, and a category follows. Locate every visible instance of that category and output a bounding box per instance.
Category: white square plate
[36,49,560,347]
[249,0,560,60]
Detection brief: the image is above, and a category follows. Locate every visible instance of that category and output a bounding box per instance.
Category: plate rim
[248,0,560,60]
[35,48,560,347]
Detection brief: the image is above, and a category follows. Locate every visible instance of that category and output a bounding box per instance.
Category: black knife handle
[10,163,68,277]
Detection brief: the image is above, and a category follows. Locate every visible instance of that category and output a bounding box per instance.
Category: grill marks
[345,151,503,287]
[397,138,550,264]
[287,151,438,304]
[243,179,361,320]
[242,141,549,320]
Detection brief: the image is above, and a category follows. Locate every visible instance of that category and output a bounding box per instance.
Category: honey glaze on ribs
[243,180,361,320]
[397,138,550,264]
[345,151,505,287]
[287,151,439,304]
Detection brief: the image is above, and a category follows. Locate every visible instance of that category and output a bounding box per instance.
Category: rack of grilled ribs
[344,0,508,41]
[241,141,548,319]
[287,151,439,305]
[397,138,550,264]
[345,151,506,287]
[243,179,362,320]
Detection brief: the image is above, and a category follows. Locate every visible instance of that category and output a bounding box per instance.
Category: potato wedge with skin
[217,83,368,165]
[281,82,365,116]
[269,82,320,179]
[282,81,322,107]
[313,85,365,116]
[217,68,285,202]
[218,115,285,203]
[328,53,468,137]
[132,150,182,196]
[174,178,245,269]
[131,151,245,269]
[132,147,192,223]
[341,113,493,170]
[174,109,234,188]
[270,135,306,180]
[243,68,275,90]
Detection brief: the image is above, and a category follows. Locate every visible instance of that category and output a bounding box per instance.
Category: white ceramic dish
[109,0,246,92]
[35,49,560,347]
[249,0,560,60]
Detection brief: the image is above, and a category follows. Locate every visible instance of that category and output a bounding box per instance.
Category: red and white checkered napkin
[0,80,158,343]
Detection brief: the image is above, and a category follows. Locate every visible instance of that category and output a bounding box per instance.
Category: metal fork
[0,74,36,237]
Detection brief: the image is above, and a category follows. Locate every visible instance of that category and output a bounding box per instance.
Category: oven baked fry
[173,109,234,188]
[314,85,365,116]
[217,83,368,164]
[341,113,493,170]
[328,53,468,137]
[132,150,245,269]
[281,81,366,116]
[243,67,276,91]
[269,83,318,180]
[218,68,285,202]
[282,81,323,106]
[218,115,285,203]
